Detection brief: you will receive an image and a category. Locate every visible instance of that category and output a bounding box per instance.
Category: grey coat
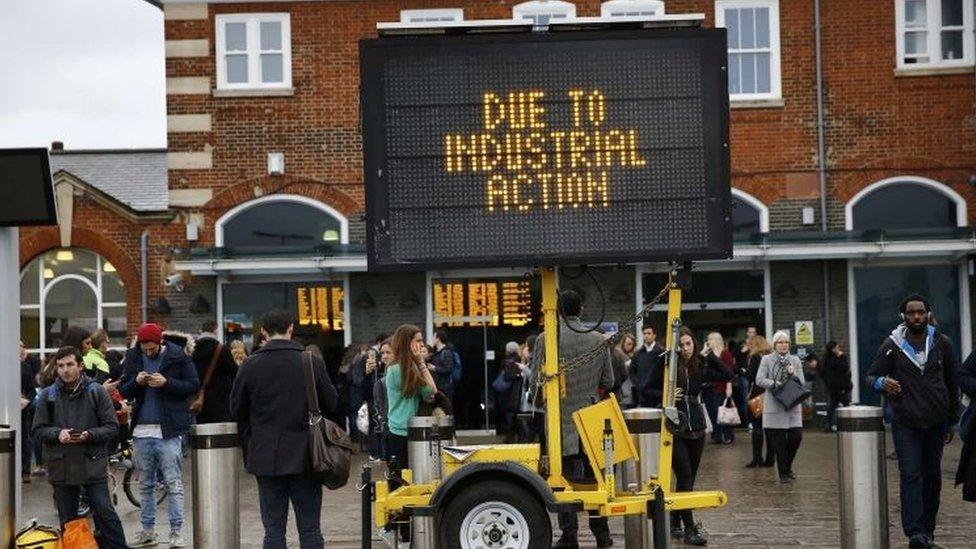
[756,352,805,429]
[530,317,614,456]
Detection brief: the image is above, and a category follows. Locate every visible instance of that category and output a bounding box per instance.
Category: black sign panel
[361,28,731,272]
[0,149,56,227]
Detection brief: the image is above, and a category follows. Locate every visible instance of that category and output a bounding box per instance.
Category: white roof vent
[601,0,665,18]
[400,9,464,23]
[513,0,577,25]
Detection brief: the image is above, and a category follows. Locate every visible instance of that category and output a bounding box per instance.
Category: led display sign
[361,28,731,271]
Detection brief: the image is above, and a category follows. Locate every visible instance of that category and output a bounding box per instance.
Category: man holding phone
[120,323,200,547]
[32,345,127,548]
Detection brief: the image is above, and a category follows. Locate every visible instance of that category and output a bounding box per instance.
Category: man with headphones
[867,294,960,549]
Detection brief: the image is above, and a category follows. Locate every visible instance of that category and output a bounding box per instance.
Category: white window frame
[513,1,576,24]
[844,175,967,231]
[715,0,782,101]
[400,8,464,23]
[215,13,292,91]
[215,193,349,247]
[601,0,664,18]
[895,0,974,70]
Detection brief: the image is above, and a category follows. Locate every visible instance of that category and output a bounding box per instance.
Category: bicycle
[77,444,168,516]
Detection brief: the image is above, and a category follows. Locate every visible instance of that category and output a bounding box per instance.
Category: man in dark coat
[630,326,666,407]
[192,321,238,424]
[119,323,200,547]
[32,346,126,548]
[955,349,976,502]
[230,310,337,549]
[867,295,959,549]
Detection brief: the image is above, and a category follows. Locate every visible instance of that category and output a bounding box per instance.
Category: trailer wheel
[438,480,551,549]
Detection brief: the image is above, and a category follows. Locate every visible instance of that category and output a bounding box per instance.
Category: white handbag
[717,382,742,426]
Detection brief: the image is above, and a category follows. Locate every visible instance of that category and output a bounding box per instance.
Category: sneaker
[378,528,397,548]
[129,530,157,547]
[779,476,792,484]
[595,532,614,548]
[788,471,797,480]
[552,534,580,549]
[169,530,186,547]
[908,534,930,549]
[670,522,684,539]
[683,523,708,546]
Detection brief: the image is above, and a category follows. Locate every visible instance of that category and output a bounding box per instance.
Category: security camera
[165,272,184,291]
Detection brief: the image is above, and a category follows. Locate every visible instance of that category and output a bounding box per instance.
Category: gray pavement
[20,430,974,547]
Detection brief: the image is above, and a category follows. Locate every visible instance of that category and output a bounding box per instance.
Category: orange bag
[61,519,97,549]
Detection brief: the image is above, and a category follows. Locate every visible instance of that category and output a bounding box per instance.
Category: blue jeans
[53,481,128,549]
[891,422,946,539]
[256,474,324,549]
[133,436,185,533]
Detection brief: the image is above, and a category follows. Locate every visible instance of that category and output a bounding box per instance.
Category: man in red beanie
[119,323,199,547]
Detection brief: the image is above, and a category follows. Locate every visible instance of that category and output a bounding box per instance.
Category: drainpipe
[141,230,149,324]
[814,0,832,342]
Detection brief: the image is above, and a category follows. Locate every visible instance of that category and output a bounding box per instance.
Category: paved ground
[20,430,974,547]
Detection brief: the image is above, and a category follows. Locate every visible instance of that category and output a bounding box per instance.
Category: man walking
[531,290,615,548]
[231,310,338,549]
[120,323,200,547]
[429,330,458,402]
[867,294,959,549]
[32,346,127,548]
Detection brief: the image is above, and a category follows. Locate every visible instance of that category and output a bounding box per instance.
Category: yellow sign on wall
[794,321,814,346]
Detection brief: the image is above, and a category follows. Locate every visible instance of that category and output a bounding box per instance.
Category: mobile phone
[69,429,83,438]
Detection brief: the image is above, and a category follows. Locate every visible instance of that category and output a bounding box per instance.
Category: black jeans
[558,453,610,540]
[256,474,324,549]
[671,436,706,529]
[765,428,802,478]
[52,481,127,549]
[21,408,32,474]
[892,422,946,539]
[825,392,851,429]
[750,415,770,463]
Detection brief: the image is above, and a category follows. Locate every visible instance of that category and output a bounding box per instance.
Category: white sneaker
[378,528,397,548]
[130,531,158,547]
[169,530,186,547]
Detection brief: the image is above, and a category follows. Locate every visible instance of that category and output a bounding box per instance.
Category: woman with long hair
[744,335,775,468]
[704,332,735,444]
[648,327,732,545]
[384,325,437,473]
[756,330,806,483]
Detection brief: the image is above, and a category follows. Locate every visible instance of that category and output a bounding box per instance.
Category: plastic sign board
[795,321,814,346]
[0,148,57,227]
[361,28,732,272]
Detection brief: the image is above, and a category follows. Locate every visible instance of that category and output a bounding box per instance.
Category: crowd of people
[17,290,976,549]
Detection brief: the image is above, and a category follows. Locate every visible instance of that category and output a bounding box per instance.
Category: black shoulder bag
[770,356,811,410]
[302,351,353,489]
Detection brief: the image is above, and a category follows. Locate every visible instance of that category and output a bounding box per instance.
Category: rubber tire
[438,480,551,549]
[123,466,168,508]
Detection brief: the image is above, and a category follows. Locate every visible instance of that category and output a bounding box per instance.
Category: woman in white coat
[756,330,806,483]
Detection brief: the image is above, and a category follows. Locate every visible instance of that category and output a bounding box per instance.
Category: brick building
[21,0,975,425]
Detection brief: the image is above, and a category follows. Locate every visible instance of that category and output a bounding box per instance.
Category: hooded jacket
[867,324,959,429]
[31,376,118,485]
[119,341,201,439]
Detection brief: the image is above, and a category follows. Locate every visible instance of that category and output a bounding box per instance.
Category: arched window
[601,0,664,17]
[216,194,349,248]
[730,188,768,237]
[513,0,576,25]
[20,248,127,353]
[846,176,966,231]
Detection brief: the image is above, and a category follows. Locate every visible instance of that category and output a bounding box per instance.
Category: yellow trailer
[366,266,727,548]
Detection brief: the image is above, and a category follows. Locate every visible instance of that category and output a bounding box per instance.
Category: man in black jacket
[630,326,666,407]
[231,310,337,549]
[867,294,959,549]
[32,346,126,548]
[119,323,200,548]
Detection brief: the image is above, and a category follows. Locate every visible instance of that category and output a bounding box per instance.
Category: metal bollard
[0,429,14,549]
[622,408,665,549]
[408,415,455,549]
[190,423,240,549]
[837,406,889,549]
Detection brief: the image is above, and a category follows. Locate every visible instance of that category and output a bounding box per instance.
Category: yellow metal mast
[541,267,569,489]
[656,278,683,495]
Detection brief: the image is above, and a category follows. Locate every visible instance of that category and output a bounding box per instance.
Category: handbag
[748,393,764,418]
[717,396,742,426]
[189,343,223,415]
[491,370,512,394]
[302,351,354,490]
[771,360,811,410]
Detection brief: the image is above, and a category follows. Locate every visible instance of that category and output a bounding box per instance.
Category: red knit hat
[137,323,163,345]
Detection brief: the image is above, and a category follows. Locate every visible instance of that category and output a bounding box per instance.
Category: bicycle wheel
[123,466,168,508]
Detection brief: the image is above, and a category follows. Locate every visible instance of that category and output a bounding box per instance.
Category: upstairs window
[715,0,782,101]
[216,13,292,90]
[513,0,576,26]
[400,9,464,23]
[896,0,974,69]
[601,0,664,17]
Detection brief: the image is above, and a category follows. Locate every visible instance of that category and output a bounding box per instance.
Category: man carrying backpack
[32,346,127,548]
